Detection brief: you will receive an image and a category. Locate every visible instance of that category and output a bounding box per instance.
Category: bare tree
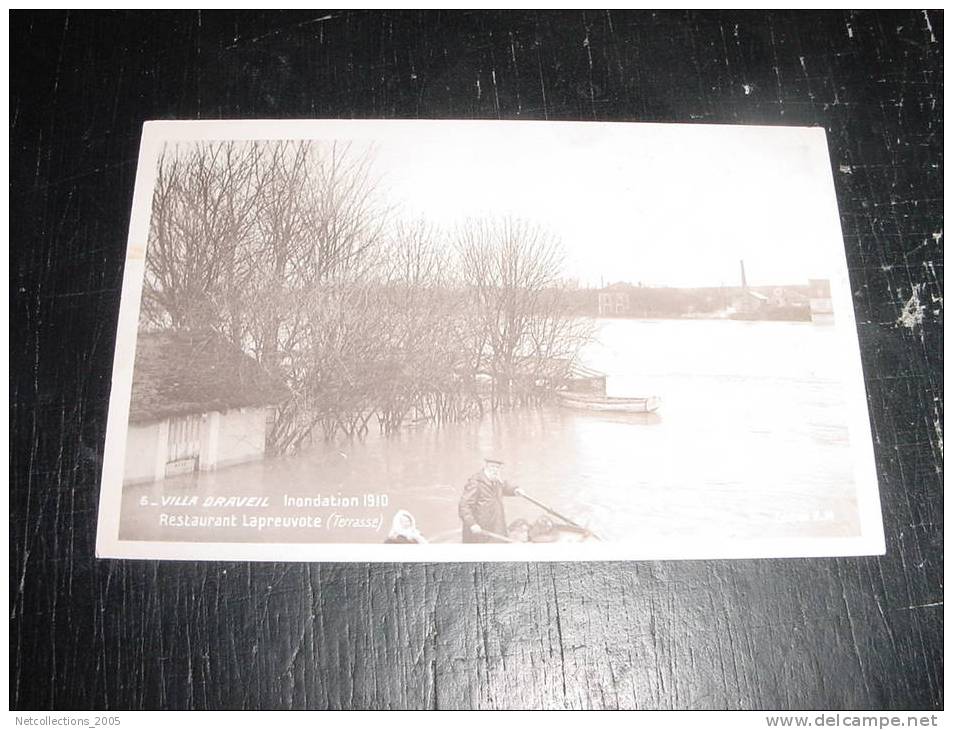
[455,217,588,409]
[143,140,387,453]
[371,221,466,432]
[143,142,266,330]
[142,144,592,455]
[253,142,386,453]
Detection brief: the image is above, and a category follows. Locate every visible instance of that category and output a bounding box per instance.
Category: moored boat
[557,390,660,413]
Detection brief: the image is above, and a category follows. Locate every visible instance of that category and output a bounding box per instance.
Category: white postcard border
[96,119,886,562]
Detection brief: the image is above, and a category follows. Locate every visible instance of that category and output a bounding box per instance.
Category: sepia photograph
[14,9,939,714]
[96,120,884,560]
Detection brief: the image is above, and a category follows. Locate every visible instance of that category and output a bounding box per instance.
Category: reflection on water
[121,319,860,543]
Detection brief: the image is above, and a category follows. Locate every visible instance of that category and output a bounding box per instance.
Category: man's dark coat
[458,470,518,543]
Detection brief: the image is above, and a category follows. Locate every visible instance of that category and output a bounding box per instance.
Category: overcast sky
[347,121,843,289]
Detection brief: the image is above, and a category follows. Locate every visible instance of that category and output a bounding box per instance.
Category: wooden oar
[427,527,515,543]
[480,529,514,543]
[517,492,601,540]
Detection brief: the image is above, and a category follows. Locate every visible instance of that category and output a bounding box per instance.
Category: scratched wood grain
[10,10,942,710]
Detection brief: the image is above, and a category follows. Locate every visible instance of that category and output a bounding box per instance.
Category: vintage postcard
[96,120,884,561]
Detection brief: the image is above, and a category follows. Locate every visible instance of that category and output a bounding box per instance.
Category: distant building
[733,288,769,315]
[123,331,287,485]
[730,259,815,320]
[731,259,757,315]
[808,278,834,323]
[597,284,631,316]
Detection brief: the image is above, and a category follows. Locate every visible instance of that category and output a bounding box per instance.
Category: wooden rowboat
[557,390,661,413]
[429,524,598,544]
[526,524,598,543]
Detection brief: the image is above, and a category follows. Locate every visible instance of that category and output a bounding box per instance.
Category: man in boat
[459,457,523,543]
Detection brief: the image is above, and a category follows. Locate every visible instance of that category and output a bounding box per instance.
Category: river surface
[121,318,861,543]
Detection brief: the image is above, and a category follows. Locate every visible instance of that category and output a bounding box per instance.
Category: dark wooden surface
[10,10,942,710]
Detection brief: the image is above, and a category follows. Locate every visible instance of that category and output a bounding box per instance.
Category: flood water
[121,318,861,543]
